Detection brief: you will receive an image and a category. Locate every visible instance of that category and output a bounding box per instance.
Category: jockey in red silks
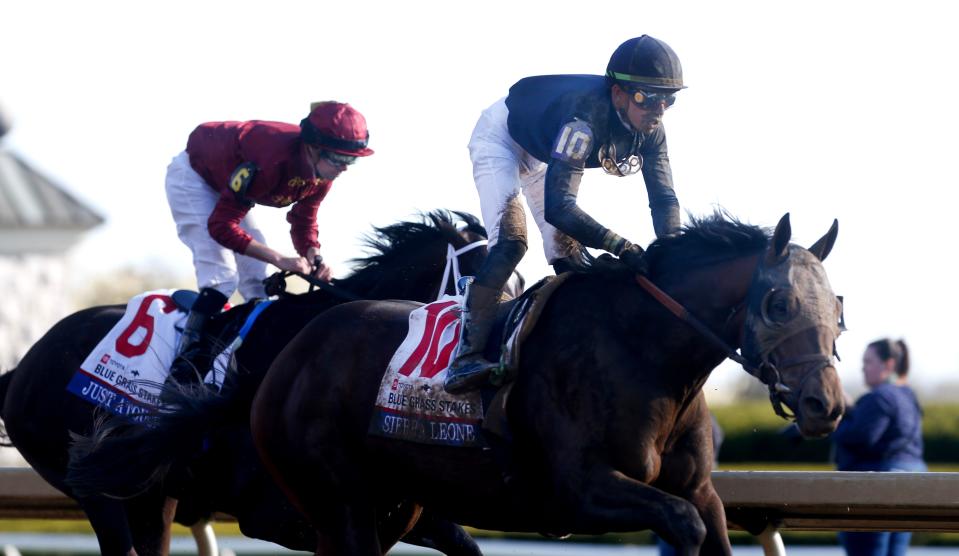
[164,101,374,355]
[445,36,685,394]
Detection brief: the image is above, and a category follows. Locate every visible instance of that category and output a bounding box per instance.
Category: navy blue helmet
[606,35,685,92]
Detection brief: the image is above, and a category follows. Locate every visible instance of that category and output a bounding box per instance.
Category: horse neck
[651,251,762,394]
[669,252,760,334]
[336,236,482,302]
[340,257,444,302]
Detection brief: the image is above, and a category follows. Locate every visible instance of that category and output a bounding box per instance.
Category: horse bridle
[744,330,837,420]
[261,239,490,302]
[635,274,842,420]
[263,269,362,301]
[435,240,489,300]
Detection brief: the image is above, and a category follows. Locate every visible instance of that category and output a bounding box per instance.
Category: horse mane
[335,209,486,292]
[579,210,769,278]
[644,211,770,276]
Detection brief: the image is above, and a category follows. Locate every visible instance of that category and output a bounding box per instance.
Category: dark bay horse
[2,210,489,556]
[250,213,846,555]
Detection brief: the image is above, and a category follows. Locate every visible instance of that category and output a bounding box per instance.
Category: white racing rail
[2,468,958,555]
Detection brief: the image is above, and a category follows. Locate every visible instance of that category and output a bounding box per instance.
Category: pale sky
[4,0,959,398]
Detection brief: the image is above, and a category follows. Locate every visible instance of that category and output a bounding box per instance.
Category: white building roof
[0,149,103,231]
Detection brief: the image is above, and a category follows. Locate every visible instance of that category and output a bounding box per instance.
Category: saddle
[171,289,199,312]
[456,274,569,447]
[368,274,568,450]
[69,289,246,420]
[483,273,571,386]
[168,291,272,389]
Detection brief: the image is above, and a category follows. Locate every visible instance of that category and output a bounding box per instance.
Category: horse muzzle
[793,363,844,438]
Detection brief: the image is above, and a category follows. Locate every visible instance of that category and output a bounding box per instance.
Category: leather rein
[635,274,820,420]
[262,239,490,303]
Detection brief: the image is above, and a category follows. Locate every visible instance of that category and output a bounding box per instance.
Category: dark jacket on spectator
[833,383,925,472]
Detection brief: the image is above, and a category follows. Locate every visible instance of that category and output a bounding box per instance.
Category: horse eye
[762,289,799,324]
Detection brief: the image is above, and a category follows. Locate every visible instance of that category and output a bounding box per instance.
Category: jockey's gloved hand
[619,243,649,275]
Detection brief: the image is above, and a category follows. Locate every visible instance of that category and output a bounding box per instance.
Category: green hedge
[713,402,959,464]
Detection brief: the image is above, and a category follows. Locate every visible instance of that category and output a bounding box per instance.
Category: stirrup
[444,356,499,394]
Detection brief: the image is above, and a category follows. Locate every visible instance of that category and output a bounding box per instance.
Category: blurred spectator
[833,338,926,556]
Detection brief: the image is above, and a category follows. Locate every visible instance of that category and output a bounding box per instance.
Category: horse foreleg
[161,497,176,555]
[172,495,218,556]
[125,490,175,556]
[310,501,382,556]
[684,481,732,555]
[576,466,706,555]
[376,500,422,552]
[655,400,732,555]
[189,519,218,556]
[654,474,731,554]
[77,495,136,556]
[403,509,484,556]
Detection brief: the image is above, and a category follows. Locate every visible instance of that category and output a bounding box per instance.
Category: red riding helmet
[300,101,374,157]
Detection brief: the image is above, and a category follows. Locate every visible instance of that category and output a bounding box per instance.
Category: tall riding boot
[444,282,501,394]
[169,287,228,385]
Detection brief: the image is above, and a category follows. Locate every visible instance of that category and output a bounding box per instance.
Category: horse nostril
[829,405,844,421]
[801,396,826,418]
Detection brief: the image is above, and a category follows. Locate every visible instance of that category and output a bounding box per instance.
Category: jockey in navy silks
[445,35,685,394]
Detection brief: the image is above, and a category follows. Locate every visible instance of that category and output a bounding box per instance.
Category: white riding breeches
[165,151,268,301]
[468,98,578,264]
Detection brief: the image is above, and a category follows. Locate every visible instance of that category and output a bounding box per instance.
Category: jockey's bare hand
[276,256,312,275]
[244,240,312,275]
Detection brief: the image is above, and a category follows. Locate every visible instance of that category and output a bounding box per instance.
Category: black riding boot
[445,237,525,394]
[169,287,228,385]
[443,281,501,394]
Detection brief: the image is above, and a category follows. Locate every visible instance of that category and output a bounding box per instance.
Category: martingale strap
[237,299,274,340]
[217,298,275,356]
[209,299,276,389]
[436,240,489,300]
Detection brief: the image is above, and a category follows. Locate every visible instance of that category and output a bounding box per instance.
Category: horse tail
[66,379,233,499]
[0,369,16,446]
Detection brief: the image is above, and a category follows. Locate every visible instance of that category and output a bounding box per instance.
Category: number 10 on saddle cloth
[369,295,485,448]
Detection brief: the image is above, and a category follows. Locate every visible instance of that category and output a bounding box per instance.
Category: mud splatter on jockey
[446,35,685,393]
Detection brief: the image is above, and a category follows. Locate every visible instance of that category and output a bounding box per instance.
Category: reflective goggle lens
[632,90,676,109]
[323,151,359,166]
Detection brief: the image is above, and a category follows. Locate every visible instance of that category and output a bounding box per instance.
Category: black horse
[2,210,490,556]
[248,213,846,555]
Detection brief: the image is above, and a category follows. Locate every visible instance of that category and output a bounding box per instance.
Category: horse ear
[808,219,839,262]
[766,213,792,265]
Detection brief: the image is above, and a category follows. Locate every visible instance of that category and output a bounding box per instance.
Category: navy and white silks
[469,74,680,264]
